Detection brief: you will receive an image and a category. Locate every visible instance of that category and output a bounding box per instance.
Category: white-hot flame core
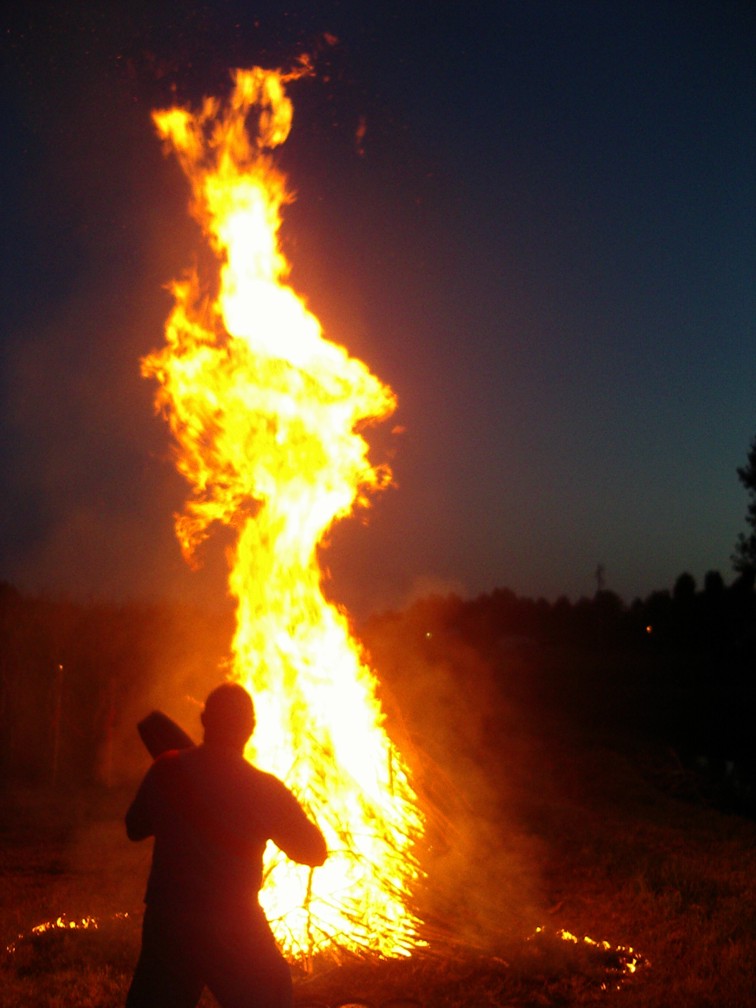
[143,64,424,958]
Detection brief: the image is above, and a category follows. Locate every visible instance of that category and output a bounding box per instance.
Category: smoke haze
[363,597,549,949]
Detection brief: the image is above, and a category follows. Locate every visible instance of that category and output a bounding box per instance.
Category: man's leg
[207,952,292,1008]
[126,907,204,1008]
[203,910,293,1008]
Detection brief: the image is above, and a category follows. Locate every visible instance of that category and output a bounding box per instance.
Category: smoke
[105,599,236,788]
[362,596,549,951]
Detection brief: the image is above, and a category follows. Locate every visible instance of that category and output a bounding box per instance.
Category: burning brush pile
[142,57,422,962]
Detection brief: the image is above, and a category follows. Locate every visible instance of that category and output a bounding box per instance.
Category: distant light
[645,625,653,635]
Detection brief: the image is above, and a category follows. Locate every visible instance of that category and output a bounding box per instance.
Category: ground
[3,708,756,1007]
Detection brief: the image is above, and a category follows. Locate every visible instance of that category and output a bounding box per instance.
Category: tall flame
[142,64,424,958]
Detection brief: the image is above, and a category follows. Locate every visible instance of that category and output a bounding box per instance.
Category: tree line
[0,569,754,807]
[362,567,756,817]
[365,435,756,792]
[2,437,755,794]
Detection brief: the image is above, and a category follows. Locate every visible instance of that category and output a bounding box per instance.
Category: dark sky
[1,1,754,617]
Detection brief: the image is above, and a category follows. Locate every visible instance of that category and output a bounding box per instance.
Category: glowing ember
[6,913,132,955]
[531,926,649,988]
[142,63,424,958]
[7,915,98,954]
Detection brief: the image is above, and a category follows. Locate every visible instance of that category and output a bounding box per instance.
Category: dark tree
[673,572,697,602]
[733,436,756,574]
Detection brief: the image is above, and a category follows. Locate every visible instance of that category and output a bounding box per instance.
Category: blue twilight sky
[1,1,754,617]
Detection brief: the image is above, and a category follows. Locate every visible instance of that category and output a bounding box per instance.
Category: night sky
[1,1,754,618]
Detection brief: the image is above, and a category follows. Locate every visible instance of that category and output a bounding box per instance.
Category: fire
[5,913,132,956]
[530,926,648,988]
[142,64,424,958]
[7,915,98,953]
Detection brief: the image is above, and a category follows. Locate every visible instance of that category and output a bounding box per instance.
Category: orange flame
[142,64,424,958]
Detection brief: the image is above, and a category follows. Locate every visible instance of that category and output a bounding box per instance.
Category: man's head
[201,682,255,750]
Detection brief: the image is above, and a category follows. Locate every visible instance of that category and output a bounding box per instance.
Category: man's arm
[269,781,327,867]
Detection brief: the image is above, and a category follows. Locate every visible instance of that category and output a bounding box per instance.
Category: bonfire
[142,60,424,960]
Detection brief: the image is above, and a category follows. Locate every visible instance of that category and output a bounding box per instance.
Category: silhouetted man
[125,682,327,1008]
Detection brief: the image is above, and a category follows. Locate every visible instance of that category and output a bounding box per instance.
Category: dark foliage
[363,570,756,817]
[733,435,756,575]
[1,569,754,815]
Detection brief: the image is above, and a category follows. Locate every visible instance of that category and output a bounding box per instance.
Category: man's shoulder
[238,761,303,810]
[240,760,288,793]
[192,747,287,792]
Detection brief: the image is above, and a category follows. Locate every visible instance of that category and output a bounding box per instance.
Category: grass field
[2,638,756,1007]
